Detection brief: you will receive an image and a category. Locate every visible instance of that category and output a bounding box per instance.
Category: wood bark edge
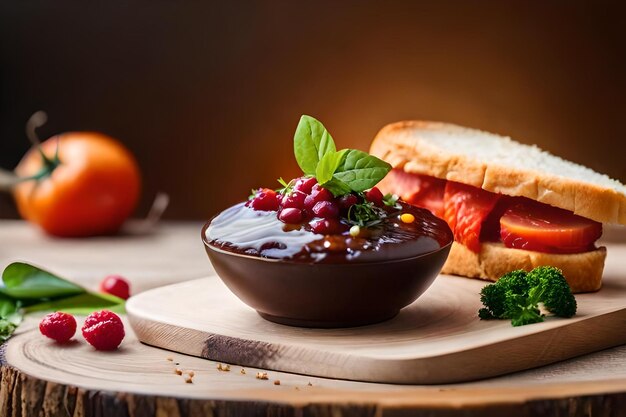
[0,365,626,417]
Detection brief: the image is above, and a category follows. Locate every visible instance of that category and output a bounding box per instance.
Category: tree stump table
[1,220,625,416]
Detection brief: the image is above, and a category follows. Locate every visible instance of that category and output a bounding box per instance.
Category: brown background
[1,1,624,220]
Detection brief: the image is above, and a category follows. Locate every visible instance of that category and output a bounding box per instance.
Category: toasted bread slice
[370,121,626,225]
[443,242,606,293]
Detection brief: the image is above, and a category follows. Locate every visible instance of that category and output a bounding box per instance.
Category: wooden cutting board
[126,273,626,384]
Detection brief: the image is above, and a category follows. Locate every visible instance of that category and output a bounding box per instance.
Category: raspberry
[82,310,125,351]
[39,312,77,343]
[99,274,131,300]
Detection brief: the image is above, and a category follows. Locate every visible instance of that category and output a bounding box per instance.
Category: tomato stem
[0,111,61,192]
[25,111,61,181]
[0,169,21,191]
[26,111,55,164]
[25,111,46,146]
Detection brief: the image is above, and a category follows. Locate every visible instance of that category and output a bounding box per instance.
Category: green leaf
[322,178,352,197]
[24,292,126,315]
[293,115,336,175]
[0,308,23,342]
[382,193,400,208]
[316,149,348,184]
[0,318,19,342]
[0,294,18,317]
[1,262,84,300]
[331,150,392,192]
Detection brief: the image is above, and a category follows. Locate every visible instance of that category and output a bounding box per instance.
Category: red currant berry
[310,218,347,234]
[281,191,306,209]
[250,188,280,211]
[39,312,77,343]
[293,177,317,194]
[278,208,304,224]
[312,200,340,219]
[99,274,131,300]
[365,187,384,206]
[316,187,333,201]
[304,187,333,210]
[303,195,316,211]
[82,310,125,351]
[338,194,359,210]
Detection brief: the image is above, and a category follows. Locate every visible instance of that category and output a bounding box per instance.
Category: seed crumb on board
[217,363,230,372]
[184,374,193,384]
[307,382,313,386]
[294,387,300,391]
[273,380,281,386]
[174,368,183,375]
[185,370,195,377]
[256,372,268,380]
[166,357,173,362]
[240,368,246,375]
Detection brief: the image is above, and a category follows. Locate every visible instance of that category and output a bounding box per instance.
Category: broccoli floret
[509,305,543,326]
[478,307,496,320]
[478,266,577,326]
[528,266,577,318]
[479,284,506,319]
[498,270,534,295]
[505,288,545,326]
[479,270,530,319]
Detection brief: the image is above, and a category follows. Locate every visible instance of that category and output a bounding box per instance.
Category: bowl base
[257,310,399,328]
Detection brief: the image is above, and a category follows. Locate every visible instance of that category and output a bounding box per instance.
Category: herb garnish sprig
[292,115,392,197]
[276,177,295,195]
[346,199,386,227]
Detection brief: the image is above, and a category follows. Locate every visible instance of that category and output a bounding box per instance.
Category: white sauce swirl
[206,203,323,258]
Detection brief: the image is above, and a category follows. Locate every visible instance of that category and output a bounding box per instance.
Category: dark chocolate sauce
[205,201,452,263]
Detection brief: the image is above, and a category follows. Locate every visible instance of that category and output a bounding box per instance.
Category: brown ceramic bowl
[201,222,452,328]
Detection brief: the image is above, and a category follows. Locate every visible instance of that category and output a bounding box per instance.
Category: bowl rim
[200,217,453,266]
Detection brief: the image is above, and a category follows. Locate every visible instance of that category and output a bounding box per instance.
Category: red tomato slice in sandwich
[500,202,602,254]
[443,181,500,252]
[380,169,446,218]
[406,175,446,218]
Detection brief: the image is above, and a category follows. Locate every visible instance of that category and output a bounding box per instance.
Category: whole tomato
[13,132,141,237]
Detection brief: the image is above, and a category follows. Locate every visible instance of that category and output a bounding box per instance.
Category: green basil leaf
[24,292,126,315]
[332,150,392,192]
[293,115,336,175]
[322,178,352,197]
[316,149,348,184]
[0,294,18,317]
[1,262,85,300]
[0,317,19,342]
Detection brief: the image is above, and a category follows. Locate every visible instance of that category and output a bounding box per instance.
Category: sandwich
[370,121,626,292]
